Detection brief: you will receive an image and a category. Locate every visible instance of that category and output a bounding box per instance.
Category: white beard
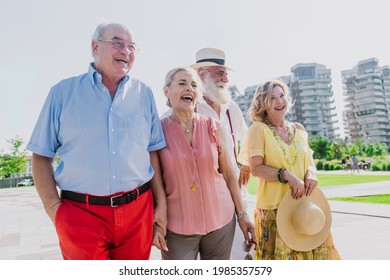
[203,75,231,105]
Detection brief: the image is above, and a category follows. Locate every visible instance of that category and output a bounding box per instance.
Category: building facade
[232,63,339,139]
[342,58,390,144]
[287,63,339,138]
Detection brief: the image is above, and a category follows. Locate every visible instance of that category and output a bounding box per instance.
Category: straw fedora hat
[276,187,332,252]
[190,47,232,70]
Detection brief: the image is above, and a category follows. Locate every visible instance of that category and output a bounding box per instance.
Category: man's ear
[197,68,207,79]
[92,41,99,56]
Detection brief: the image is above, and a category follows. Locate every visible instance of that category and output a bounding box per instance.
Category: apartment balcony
[298,91,333,97]
[296,83,331,91]
[367,133,389,141]
[327,118,339,124]
[356,72,382,80]
[327,111,338,118]
[359,117,389,125]
[354,92,385,100]
[303,120,323,126]
[302,112,321,117]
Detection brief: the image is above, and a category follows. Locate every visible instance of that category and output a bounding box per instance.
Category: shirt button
[113,175,116,179]
[112,151,116,154]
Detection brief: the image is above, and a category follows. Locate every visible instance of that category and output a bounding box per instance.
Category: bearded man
[191,48,251,260]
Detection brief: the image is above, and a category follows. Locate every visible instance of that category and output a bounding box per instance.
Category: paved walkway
[1,178,390,260]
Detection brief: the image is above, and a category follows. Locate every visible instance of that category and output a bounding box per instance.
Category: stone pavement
[1,178,390,260]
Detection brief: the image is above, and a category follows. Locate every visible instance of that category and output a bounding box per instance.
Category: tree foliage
[0,138,27,178]
[308,136,388,160]
[309,136,331,160]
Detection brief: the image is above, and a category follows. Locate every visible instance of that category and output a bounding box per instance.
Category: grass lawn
[246,174,390,195]
[329,194,390,205]
[317,174,390,187]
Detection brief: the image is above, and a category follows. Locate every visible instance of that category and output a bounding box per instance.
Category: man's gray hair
[90,22,133,56]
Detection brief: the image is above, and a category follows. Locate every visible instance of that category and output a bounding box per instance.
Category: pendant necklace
[170,116,198,192]
[264,118,298,166]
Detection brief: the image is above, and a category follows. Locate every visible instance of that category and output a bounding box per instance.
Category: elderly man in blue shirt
[27,22,167,260]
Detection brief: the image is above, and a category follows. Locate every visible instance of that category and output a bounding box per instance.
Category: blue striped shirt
[27,64,166,195]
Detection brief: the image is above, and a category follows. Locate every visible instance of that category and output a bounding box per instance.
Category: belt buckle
[110,194,122,207]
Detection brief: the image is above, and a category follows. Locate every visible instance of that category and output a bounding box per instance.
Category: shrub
[334,165,343,170]
[372,163,382,171]
[324,163,330,171]
[316,161,324,170]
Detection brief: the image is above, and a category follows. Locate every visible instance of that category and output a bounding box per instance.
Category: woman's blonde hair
[247,79,292,122]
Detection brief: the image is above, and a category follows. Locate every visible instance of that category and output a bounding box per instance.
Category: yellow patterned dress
[238,121,341,260]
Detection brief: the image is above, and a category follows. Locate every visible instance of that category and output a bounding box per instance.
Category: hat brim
[276,188,332,252]
[190,61,232,71]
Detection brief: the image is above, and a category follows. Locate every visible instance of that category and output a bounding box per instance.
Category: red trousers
[54,189,153,260]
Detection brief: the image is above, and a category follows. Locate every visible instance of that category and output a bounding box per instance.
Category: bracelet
[278,168,288,184]
[236,211,248,220]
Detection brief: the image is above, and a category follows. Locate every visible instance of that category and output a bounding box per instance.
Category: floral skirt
[254,208,341,260]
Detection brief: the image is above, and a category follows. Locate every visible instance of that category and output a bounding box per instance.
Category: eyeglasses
[242,239,256,260]
[214,70,228,78]
[99,39,139,53]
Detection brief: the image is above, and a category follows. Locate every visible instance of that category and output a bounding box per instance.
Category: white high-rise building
[288,63,339,138]
[232,63,339,139]
[342,58,390,144]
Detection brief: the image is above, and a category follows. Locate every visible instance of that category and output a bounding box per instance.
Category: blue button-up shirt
[27,64,166,195]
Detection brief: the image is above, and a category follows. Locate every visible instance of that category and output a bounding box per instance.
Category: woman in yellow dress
[238,79,340,260]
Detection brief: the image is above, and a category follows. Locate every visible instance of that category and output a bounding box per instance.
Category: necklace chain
[264,119,298,166]
[171,117,198,192]
[170,115,194,134]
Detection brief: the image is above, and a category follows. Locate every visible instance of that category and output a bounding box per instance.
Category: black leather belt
[60,181,151,207]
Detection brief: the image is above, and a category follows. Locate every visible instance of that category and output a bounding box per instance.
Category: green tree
[309,136,331,160]
[347,139,365,156]
[364,142,388,157]
[329,138,346,160]
[373,142,388,156]
[0,138,27,178]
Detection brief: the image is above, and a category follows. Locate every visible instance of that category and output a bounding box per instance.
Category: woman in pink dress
[153,66,256,260]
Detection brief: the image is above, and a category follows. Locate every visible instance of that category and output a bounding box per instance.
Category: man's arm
[149,151,168,251]
[31,153,61,223]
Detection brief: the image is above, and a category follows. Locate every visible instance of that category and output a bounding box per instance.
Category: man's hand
[152,223,168,252]
[237,214,257,245]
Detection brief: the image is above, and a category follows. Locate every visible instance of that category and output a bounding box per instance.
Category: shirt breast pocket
[127,113,150,147]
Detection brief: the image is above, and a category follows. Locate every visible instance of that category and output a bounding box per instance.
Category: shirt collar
[87,63,130,87]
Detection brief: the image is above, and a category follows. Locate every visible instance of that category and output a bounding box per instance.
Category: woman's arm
[293,122,319,196]
[249,155,305,199]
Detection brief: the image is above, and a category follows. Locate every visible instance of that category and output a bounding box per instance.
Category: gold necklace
[170,117,199,192]
[264,119,298,166]
[170,115,194,134]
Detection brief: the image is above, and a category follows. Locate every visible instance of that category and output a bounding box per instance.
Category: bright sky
[1,0,390,153]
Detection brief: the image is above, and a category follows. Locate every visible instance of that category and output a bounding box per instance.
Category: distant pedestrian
[351,154,359,174]
[344,156,353,174]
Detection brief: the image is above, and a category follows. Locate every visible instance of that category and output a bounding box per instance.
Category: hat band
[196,58,225,66]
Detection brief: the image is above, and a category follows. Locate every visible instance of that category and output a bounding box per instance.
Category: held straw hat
[190,47,232,70]
[276,187,332,252]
